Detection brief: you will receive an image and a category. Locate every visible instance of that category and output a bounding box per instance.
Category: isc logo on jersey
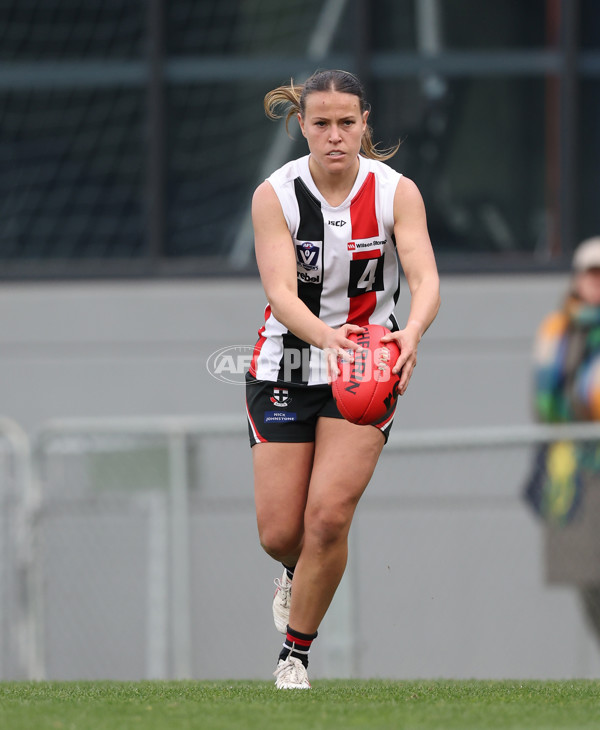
[295,241,322,284]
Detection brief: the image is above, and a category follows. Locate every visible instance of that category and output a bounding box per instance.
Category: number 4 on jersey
[357,259,378,291]
[348,254,385,297]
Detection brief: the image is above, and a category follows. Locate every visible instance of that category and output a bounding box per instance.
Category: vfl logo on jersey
[270,388,291,408]
[295,240,323,284]
[296,241,320,270]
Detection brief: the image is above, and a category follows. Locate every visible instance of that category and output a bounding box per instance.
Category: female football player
[245,69,440,688]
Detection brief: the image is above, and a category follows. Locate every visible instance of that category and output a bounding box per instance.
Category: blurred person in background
[245,69,440,689]
[527,236,600,645]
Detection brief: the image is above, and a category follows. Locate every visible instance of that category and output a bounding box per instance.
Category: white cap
[573,237,600,272]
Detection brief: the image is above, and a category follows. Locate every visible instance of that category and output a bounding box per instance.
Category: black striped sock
[279,626,318,668]
[283,564,295,582]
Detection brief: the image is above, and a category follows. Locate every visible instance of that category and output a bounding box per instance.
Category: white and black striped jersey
[250,154,402,386]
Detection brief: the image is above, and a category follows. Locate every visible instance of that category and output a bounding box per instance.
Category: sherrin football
[332,324,401,426]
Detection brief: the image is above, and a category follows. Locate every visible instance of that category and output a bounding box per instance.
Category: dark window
[0,0,595,277]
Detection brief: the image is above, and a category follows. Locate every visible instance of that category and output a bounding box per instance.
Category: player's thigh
[253,441,315,534]
[306,417,384,525]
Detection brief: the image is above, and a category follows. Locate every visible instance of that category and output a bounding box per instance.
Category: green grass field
[1,680,599,730]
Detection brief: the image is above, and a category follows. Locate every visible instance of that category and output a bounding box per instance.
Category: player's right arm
[252,181,363,378]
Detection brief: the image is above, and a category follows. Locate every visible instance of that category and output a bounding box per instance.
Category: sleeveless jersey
[249,154,402,386]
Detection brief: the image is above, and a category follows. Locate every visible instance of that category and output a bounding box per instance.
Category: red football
[332,324,401,426]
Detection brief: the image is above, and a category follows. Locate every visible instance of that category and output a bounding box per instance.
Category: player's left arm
[380,175,440,394]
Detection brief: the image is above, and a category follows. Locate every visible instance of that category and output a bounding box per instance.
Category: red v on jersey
[348,173,379,325]
[350,172,378,239]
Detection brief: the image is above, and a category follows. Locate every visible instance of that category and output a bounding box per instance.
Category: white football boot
[273,656,311,689]
[272,569,292,634]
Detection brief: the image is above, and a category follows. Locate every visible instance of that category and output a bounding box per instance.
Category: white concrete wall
[0,273,567,430]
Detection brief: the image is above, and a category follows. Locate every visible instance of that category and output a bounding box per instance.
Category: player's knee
[305,503,353,547]
[258,525,302,561]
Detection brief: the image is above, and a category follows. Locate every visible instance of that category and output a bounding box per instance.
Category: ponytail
[263,80,303,137]
[360,124,400,162]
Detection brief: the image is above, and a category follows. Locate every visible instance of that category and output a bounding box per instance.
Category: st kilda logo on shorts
[270,388,291,408]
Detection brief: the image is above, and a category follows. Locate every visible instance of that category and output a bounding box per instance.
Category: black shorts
[245,373,395,446]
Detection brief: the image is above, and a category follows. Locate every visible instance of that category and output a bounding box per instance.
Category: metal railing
[30,414,247,681]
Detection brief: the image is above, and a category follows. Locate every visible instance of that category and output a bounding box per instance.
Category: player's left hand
[380,322,421,395]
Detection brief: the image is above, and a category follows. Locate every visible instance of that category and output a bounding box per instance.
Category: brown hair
[264,69,400,162]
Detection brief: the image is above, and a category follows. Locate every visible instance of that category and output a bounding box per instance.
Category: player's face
[298,90,369,175]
